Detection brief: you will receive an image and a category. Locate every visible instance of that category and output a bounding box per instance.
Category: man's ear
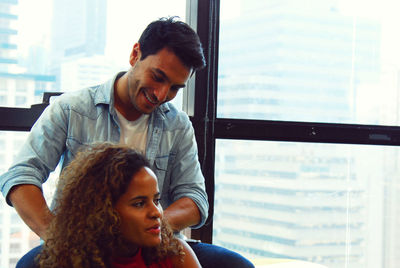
[129,43,141,66]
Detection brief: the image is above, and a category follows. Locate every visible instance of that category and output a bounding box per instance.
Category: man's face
[126,45,191,115]
[114,167,163,248]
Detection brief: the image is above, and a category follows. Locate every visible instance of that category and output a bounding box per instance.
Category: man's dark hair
[138,17,206,71]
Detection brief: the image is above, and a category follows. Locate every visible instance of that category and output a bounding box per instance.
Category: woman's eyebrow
[128,192,160,202]
[128,196,147,202]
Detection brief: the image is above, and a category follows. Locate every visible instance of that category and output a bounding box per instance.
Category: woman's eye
[132,201,144,208]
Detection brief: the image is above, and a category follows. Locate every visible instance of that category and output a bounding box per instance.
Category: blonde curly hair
[38,143,183,267]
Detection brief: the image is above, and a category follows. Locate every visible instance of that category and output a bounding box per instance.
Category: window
[199,0,400,268]
[4,1,400,268]
[0,0,187,266]
[9,258,18,268]
[2,0,186,108]
[214,140,400,267]
[9,243,20,253]
[217,0,400,126]
[15,80,27,92]
[14,95,26,106]
[0,79,6,91]
[0,95,6,105]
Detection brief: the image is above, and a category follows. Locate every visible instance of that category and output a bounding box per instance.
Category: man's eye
[152,75,164,83]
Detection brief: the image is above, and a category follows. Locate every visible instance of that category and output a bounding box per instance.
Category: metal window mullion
[191,0,220,243]
[213,118,400,146]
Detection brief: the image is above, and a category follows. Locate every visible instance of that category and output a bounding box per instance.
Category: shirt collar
[93,71,170,117]
[93,71,125,106]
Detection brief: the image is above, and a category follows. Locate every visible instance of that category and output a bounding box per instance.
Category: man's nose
[153,85,169,103]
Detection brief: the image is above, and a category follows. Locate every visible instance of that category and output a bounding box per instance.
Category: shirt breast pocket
[64,138,90,167]
[154,156,170,196]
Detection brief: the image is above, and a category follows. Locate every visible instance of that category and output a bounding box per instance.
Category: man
[0,17,254,268]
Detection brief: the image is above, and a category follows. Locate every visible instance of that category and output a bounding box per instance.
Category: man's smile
[142,89,158,105]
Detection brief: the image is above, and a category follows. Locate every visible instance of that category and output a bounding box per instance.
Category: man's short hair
[138,17,206,71]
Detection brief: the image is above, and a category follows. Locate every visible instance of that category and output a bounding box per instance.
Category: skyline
[15,0,186,72]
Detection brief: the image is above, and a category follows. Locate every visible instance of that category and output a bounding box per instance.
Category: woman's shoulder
[169,239,201,268]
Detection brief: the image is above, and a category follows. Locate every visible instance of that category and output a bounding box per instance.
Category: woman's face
[115,166,163,248]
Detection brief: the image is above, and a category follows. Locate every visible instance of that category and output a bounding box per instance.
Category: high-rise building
[51,0,106,60]
[213,1,391,268]
[50,0,107,90]
[59,55,119,92]
[0,0,55,267]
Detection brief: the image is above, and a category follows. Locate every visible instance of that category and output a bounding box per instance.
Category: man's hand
[163,197,201,232]
[8,184,54,240]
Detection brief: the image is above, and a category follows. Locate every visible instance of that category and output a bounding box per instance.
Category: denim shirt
[0,72,209,229]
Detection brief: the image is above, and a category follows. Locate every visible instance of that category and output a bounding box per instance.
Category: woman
[38,143,201,268]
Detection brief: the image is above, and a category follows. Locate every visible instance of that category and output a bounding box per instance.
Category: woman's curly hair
[38,143,184,267]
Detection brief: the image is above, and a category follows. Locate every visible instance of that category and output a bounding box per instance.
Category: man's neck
[114,73,142,121]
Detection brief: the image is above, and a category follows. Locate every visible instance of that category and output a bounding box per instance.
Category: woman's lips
[146,225,161,235]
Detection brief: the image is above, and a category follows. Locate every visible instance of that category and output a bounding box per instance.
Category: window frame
[189,0,400,244]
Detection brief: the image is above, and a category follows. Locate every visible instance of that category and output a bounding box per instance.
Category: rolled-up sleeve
[168,121,209,229]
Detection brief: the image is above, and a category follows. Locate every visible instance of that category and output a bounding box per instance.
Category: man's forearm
[8,184,53,240]
[163,197,201,232]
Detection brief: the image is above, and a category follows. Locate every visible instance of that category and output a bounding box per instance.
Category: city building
[0,0,55,267]
[50,0,107,91]
[213,1,388,268]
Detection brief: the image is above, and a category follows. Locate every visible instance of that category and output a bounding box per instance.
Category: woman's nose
[149,202,162,219]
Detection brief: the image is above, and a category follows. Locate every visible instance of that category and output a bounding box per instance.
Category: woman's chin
[144,237,162,247]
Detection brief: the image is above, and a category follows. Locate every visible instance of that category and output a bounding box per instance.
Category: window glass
[0,131,41,268]
[2,0,186,108]
[9,243,21,253]
[218,0,400,125]
[15,79,27,92]
[14,95,27,106]
[0,0,186,266]
[9,258,18,268]
[214,139,400,268]
[0,79,6,91]
[0,95,7,105]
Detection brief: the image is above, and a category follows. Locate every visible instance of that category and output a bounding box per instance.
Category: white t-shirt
[115,110,149,154]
